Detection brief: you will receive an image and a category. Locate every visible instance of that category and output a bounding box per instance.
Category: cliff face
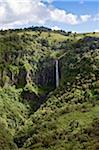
[34,58,55,88]
[0,32,56,95]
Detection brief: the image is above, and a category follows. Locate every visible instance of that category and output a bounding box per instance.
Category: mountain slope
[0,27,99,149]
[14,47,99,149]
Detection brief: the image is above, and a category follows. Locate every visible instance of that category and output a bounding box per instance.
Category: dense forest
[0,27,99,150]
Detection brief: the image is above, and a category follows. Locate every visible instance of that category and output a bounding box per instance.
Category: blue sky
[0,0,99,32]
[46,1,99,32]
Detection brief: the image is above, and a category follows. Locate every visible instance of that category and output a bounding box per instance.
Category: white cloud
[94,29,99,32]
[0,0,93,30]
[80,0,84,4]
[0,0,50,29]
[80,15,91,22]
[0,5,6,22]
[51,26,60,30]
[50,8,78,25]
[42,0,54,3]
[93,13,99,21]
[6,0,32,15]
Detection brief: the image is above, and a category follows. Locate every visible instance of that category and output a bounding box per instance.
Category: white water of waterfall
[55,60,59,87]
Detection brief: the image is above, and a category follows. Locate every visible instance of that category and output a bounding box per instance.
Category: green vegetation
[0,27,99,149]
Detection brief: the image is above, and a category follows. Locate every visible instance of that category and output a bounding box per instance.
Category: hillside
[0,27,99,150]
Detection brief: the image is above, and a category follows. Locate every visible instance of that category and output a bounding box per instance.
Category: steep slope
[0,86,30,149]
[0,121,17,150]
[0,27,99,149]
[14,33,99,149]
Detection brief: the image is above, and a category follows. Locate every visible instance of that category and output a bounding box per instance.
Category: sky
[0,0,99,32]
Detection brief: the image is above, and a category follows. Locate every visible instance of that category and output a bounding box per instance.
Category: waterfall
[55,59,59,87]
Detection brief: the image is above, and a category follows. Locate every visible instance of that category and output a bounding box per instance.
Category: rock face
[33,58,56,90]
[19,57,56,110]
[17,68,27,88]
[0,57,56,90]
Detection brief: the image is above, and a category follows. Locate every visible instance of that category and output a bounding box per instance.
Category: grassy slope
[0,29,99,149]
[15,78,99,149]
[0,86,30,149]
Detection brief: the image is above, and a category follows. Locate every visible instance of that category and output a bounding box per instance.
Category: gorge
[0,28,99,150]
